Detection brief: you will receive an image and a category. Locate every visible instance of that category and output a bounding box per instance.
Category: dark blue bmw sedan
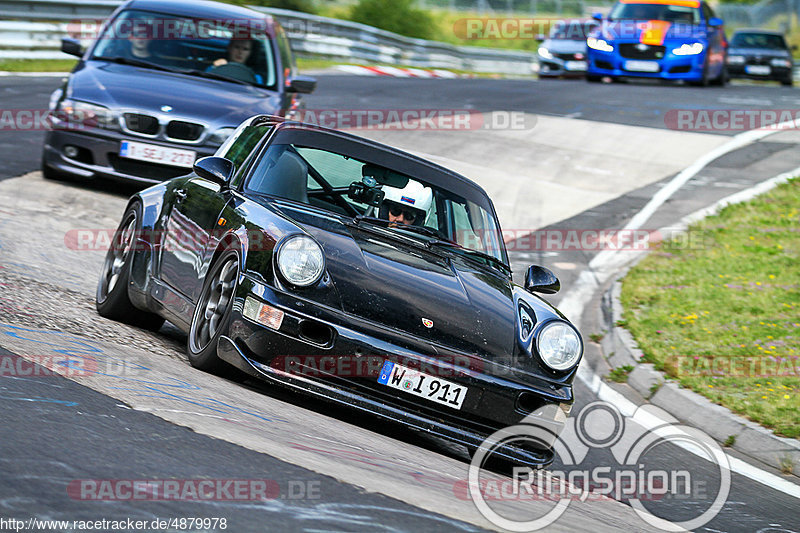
[43,0,315,184]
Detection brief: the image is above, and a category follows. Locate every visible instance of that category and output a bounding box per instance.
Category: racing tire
[586,74,602,83]
[781,77,793,87]
[96,202,165,330]
[688,61,710,87]
[187,249,240,373]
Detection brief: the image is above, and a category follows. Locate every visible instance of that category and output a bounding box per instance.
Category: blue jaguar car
[586,0,728,85]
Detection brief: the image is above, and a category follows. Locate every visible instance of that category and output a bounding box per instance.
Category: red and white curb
[335,65,462,78]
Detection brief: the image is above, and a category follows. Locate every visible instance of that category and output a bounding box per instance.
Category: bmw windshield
[90,9,277,88]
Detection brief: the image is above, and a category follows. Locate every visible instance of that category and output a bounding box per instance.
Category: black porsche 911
[96,116,583,466]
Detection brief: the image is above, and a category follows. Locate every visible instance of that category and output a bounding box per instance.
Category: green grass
[608,365,634,383]
[0,59,77,72]
[620,177,800,438]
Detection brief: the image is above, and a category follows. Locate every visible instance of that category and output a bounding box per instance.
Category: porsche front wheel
[188,249,240,372]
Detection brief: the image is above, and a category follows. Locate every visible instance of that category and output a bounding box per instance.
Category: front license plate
[745,65,771,76]
[377,361,467,410]
[119,140,196,168]
[624,60,660,72]
[565,60,587,71]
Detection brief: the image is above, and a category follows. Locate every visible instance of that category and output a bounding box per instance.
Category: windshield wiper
[93,55,179,74]
[353,216,443,238]
[427,240,511,274]
[184,69,251,86]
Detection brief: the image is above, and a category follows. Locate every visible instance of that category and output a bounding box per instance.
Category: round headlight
[276,235,325,287]
[536,321,582,371]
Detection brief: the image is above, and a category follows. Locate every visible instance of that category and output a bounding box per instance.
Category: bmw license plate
[624,60,660,72]
[377,361,467,410]
[119,140,196,168]
[745,65,771,76]
[565,60,587,71]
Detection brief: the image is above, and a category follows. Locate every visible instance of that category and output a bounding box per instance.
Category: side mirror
[592,12,603,21]
[525,265,560,295]
[193,156,235,188]
[61,38,84,58]
[287,75,316,94]
[708,17,724,27]
[792,44,798,51]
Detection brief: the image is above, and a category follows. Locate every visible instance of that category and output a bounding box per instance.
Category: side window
[702,3,714,22]
[275,25,296,81]
[217,123,273,185]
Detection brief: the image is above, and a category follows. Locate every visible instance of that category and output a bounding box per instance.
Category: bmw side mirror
[287,75,317,94]
[525,265,560,294]
[61,38,84,58]
[193,156,235,188]
[592,12,603,21]
[708,17,723,27]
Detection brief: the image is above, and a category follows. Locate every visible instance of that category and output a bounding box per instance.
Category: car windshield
[731,32,787,50]
[550,21,597,40]
[243,140,507,264]
[90,9,277,88]
[609,2,701,24]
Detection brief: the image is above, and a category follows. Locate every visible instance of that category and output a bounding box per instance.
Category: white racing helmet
[380,180,433,225]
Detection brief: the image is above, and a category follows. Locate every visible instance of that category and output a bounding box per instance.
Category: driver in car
[379,181,433,226]
[210,38,263,83]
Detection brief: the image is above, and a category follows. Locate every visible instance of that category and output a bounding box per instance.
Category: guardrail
[0,0,536,74]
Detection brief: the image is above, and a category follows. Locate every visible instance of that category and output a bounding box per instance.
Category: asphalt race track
[0,73,799,532]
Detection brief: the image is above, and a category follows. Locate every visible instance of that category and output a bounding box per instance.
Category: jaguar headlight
[536,321,582,371]
[587,37,613,52]
[276,234,325,287]
[672,42,704,56]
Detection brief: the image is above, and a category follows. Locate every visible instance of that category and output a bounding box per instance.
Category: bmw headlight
[208,127,236,146]
[672,43,704,56]
[727,55,745,65]
[770,58,792,68]
[276,234,325,287]
[536,321,582,371]
[55,99,115,127]
[538,46,554,60]
[587,37,613,52]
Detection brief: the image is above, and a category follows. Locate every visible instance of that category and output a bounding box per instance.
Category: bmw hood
[728,46,790,59]
[66,61,282,125]
[541,39,588,55]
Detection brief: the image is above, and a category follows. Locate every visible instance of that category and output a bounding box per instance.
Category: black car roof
[269,119,495,208]
[125,0,273,23]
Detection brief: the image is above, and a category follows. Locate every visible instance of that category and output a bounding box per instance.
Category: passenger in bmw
[379,181,433,226]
